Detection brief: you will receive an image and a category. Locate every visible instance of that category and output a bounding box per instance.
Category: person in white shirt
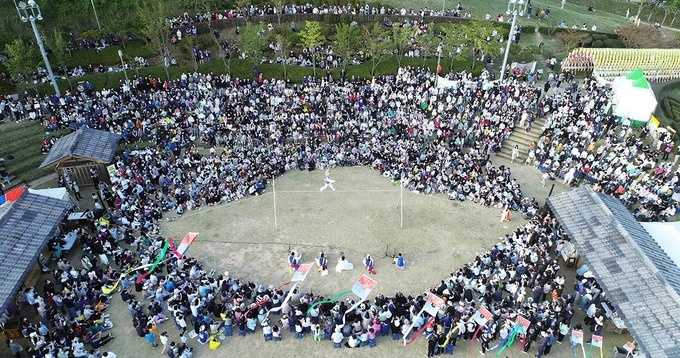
[320,168,336,192]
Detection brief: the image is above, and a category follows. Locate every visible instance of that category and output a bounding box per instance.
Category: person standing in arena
[320,169,336,192]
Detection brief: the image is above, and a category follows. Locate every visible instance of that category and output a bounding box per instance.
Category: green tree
[273,33,291,80]
[663,0,680,25]
[299,21,325,77]
[441,24,468,71]
[236,0,252,23]
[137,0,170,78]
[273,0,285,24]
[466,22,501,69]
[390,24,414,68]
[239,23,265,65]
[333,23,360,76]
[49,29,68,72]
[363,22,390,77]
[4,39,40,82]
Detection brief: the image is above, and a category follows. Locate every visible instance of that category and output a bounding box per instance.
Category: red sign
[516,315,531,331]
[479,306,493,321]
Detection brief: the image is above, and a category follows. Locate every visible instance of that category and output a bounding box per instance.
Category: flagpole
[402,306,426,346]
[400,180,404,229]
[273,177,278,232]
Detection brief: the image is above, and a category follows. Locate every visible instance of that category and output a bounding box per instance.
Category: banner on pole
[516,315,531,334]
[591,334,603,348]
[473,306,493,325]
[423,292,445,316]
[175,232,199,257]
[352,274,378,300]
[571,329,584,345]
[291,263,313,282]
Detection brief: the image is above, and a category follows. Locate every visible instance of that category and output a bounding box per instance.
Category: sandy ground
[161,166,526,297]
[98,166,629,358]
[2,166,628,358]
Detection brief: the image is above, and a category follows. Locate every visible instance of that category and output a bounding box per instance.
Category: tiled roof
[548,187,680,358]
[40,128,121,168]
[0,193,73,312]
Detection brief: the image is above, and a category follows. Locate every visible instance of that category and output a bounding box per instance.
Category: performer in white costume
[320,169,336,192]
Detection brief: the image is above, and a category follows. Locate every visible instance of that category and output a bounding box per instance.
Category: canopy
[28,187,73,203]
[641,222,680,268]
[611,69,658,127]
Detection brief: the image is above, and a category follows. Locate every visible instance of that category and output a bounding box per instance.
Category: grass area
[0,121,70,185]
[64,40,156,68]
[375,0,676,33]
[21,55,484,96]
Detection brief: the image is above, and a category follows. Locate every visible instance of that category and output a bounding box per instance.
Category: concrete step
[511,131,541,144]
[505,136,534,148]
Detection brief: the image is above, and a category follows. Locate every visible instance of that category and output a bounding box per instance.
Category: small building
[0,187,73,316]
[40,128,121,187]
[548,187,680,358]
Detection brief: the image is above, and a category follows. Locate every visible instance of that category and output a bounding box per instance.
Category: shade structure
[611,69,658,127]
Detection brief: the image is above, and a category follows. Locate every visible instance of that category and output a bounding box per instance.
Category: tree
[441,24,467,71]
[466,22,501,69]
[236,0,251,23]
[333,23,361,76]
[662,0,680,25]
[299,21,325,77]
[274,33,291,80]
[4,39,40,83]
[198,0,231,74]
[363,23,390,77]
[49,30,68,73]
[239,23,265,65]
[389,24,414,68]
[273,0,285,25]
[137,0,170,78]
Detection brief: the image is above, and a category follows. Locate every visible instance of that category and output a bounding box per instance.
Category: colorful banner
[149,239,170,273]
[290,263,313,282]
[516,315,531,334]
[571,329,584,345]
[473,306,493,326]
[351,274,378,300]
[175,232,199,257]
[591,334,603,348]
[423,292,445,316]
[306,290,353,315]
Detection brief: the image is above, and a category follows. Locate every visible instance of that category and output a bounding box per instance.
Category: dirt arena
[102,165,629,357]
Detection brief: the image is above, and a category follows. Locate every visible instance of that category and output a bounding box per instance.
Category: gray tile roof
[548,187,680,358]
[40,128,121,168]
[0,193,73,312]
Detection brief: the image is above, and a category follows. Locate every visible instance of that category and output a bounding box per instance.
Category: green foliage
[363,22,390,76]
[333,23,361,73]
[48,30,67,69]
[4,39,40,82]
[137,0,170,57]
[239,23,265,64]
[299,21,325,76]
[299,21,325,50]
[389,24,414,66]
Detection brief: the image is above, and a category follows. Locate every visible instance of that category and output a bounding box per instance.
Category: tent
[611,69,658,128]
[28,187,73,203]
[641,222,680,268]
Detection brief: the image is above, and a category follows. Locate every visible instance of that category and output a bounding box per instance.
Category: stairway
[496,118,546,162]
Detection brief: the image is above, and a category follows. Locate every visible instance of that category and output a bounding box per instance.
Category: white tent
[611,69,658,127]
[28,187,73,203]
[641,222,680,268]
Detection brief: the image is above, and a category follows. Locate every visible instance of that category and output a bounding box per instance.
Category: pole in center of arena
[273,177,278,232]
[400,180,404,229]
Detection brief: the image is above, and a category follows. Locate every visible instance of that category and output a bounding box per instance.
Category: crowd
[29,58,150,86]
[530,75,680,221]
[0,62,643,356]
[167,3,471,42]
